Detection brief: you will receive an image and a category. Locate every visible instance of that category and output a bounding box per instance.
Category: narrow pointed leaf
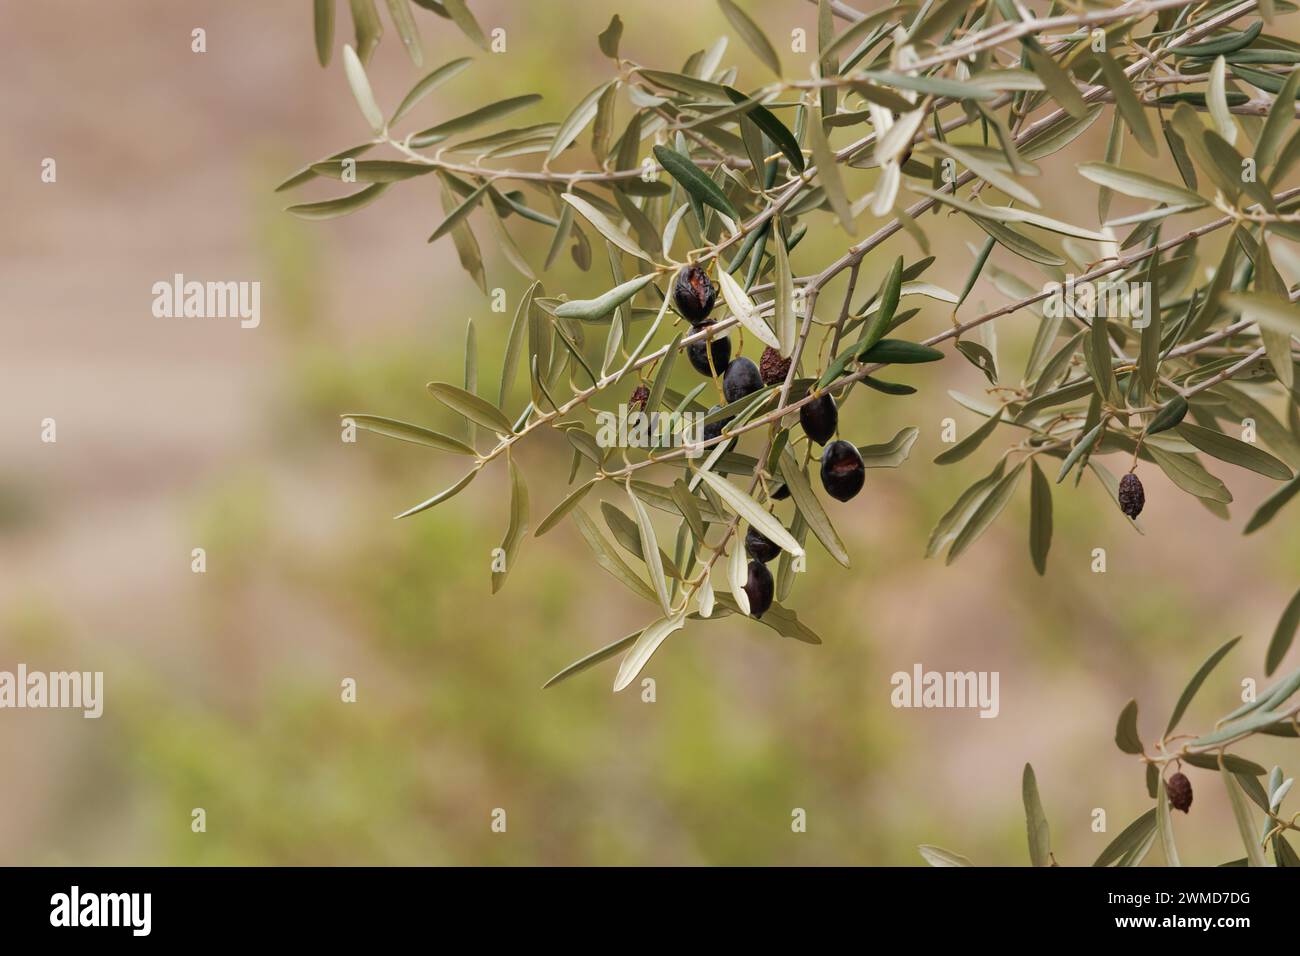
[628,487,671,614]
[696,469,804,558]
[716,0,781,75]
[314,0,336,67]
[652,145,739,220]
[561,193,653,262]
[1115,698,1144,754]
[946,462,1025,564]
[391,57,473,124]
[344,414,478,454]
[1266,588,1300,676]
[1223,769,1267,866]
[1177,423,1293,480]
[918,845,973,867]
[934,410,1002,465]
[394,467,478,519]
[342,44,384,132]
[779,449,849,568]
[808,102,854,233]
[1244,474,1300,536]
[1022,763,1052,867]
[1096,52,1156,156]
[535,479,596,537]
[1167,636,1241,733]
[613,613,686,692]
[573,508,659,605]
[411,94,542,147]
[1076,162,1205,207]
[1093,809,1157,867]
[428,182,488,242]
[1028,460,1052,575]
[384,0,423,66]
[491,457,529,593]
[427,382,515,435]
[543,628,640,688]
[442,0,488,50]
[1157,777,1182,867]
[286,182,391,220]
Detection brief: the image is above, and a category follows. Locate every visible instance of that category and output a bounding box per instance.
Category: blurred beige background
[2,0,1298,865]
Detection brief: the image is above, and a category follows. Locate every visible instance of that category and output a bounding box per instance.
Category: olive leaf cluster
[284,0,1300,695]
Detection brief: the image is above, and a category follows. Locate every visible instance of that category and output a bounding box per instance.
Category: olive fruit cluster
[671,268,868,618]
[800,391,865,503]
[742,527,778,618]
[675,264,734,378]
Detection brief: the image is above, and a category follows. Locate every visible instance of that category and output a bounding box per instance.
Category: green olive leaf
[1022,763,1052,867]
[613,613,686,692]
[343,414,478,455]
[491,456,530,593]
[1115,698,1143,754]
[716,0,781,75]
[427,382,515,435]
[394,466,479,519]
[1028,460,1052,576]
[934,409,1002,465]
[779,448,849,568]
[391,57,474,124]
[1167,635,1241,734]
[1157,776,1182,867]
[1266,588,1300,677]
[285,182,392,220]
[1093,809,1157,867]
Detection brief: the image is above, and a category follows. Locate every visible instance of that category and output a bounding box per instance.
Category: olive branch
[285,0,1300,718]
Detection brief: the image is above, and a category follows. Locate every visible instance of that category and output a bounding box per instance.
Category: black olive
[687,327,732,376]
[1118,472,1145,519]
[628,384,649,412]
[722,356,762,404]
[673,264,716,324]
[1166,771,1192,813]
[820,439,865,502]
[800,393,838,445]
[770,482,790,501]
[703,404,733,443]
[745,526,781,563]
[743,559,774,618]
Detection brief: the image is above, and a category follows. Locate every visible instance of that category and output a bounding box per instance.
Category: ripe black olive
[673,264,716,324]
[703,404,733,443]
[770,482,790,501]
[1118,472,1145,519]
[820,439,865,502]
[745,526,781,563]
[1166,771,1192,813]
[628,384,649,412]
[687,327,732,376]
[722,356,762,404]
[800,393,838,445]
[743,559,774,618]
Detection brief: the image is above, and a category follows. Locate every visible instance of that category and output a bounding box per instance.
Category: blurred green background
[2,0,1299,865]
